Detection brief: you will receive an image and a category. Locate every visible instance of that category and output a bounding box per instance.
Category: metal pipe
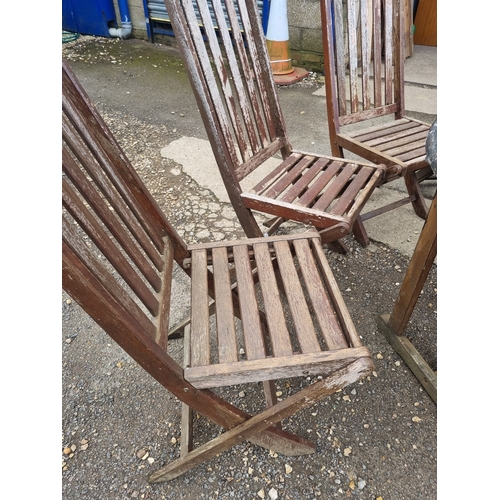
[109,0,132,39]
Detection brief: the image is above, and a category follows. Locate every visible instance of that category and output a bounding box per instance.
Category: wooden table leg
[376,194,437,403]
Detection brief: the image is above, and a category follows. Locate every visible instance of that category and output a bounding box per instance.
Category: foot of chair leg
[404,171,429,220]
[352,217,370,247]
[326,239,348,254]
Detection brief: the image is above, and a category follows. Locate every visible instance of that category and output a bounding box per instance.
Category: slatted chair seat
[321,0,436,238]
[62,59,374,483]
[184,232,367,389]
[162,0,385,252]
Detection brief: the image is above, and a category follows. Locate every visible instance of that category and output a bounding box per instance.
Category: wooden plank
[346,0,359,113]
[63,146,163,290]
[180,324,193,458]
[333,0,347,116]
[280,157,330,204]
[273,240,321,354]
[388,195,437,334]
[312,163,358,212]
[264,156,316,200]
[372,0,383,107]
[251,153,302,195]
[377,314,437,403]
[374,131,429,152]
[351,120,420,142]
[62,219,156,338]
[310,238,363,348]
[383,0,394,104]
[184,347,372,388]
[187,231,318,252]
[212,247,239,363]
[253,242,293,357]
[63,179,160,316]
[394,147,427,163]
[190,249,211,367]
[63,115,166,272]
[242,192,348,228]
[359,0,371,110]
[232,244,267,360]
[151,356,373,483]
[293,239,348,350]
[156,237,174,351]
[196,0,251,162]
[330,166,372,216]
[295,160,343,207]
[62,74,169,254]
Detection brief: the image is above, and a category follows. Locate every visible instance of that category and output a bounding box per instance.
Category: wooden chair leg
[181,325,193,457]
[148,357,373,483]
[404,171,429,220]
[264,216,286,236]
[352,216,370,247]
[325,239,348,254]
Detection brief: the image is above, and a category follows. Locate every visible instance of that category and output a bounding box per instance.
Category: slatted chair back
[62,58,374,483]
[323,0,407,126]
[163,0,384,249]
[320,0,434,227]
[165,0,291,183]
[62,59,189,357]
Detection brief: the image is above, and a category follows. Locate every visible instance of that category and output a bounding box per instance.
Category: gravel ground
[62,37,437,500]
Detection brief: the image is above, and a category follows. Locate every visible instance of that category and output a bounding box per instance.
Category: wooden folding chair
[162,0,386,253]
[62,59,374,482]
[320,0,435,244]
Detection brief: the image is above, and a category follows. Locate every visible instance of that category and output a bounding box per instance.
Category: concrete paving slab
[161,137,282,204]
[405,45,437,87]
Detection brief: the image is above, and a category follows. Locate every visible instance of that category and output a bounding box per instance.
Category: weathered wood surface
[321,0,434,227]
[162,0,385,246]
[62,56,375,483]
[375,195,437,403]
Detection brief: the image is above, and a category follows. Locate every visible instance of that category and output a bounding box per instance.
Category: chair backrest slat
[62,216,157,337]
[62,175,161,316]
[62,126,164,287]
[62,58,191,352]
[164,0,292,181]
[323,0,404,126]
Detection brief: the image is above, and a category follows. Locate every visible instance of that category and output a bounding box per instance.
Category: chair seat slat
[184,347,371,388]
[273,241,321,354]
[251,153,302,195]
[190,249,211,367]
[395,148,427,163]
[294,160,344,208]
[232,244,267,360]
[312,163,358,212]
[372,131,429,152]
[310,239,363,348]
[351,120,425,143]
[212,247,239,364]
[280,157,331,204]
[293,239,348,350]
[264,156,316,200]
[329,166,373,216]
[253,242,293,357]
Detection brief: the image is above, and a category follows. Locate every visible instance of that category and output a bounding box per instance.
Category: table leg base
[376,314,437,404]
